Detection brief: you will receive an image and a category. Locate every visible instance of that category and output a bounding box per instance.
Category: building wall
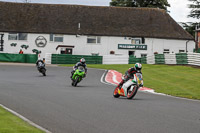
[198,31,200,48]
[0,32,195,58]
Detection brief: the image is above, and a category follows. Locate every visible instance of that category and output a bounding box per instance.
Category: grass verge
[0,106,44,133]
[61,64,200,100]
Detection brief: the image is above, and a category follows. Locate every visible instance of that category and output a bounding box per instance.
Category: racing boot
[117,80,124,90]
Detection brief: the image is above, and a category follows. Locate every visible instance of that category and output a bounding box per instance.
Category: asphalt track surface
[0,64,200,133]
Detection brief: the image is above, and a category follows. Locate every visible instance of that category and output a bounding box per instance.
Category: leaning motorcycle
[113,73,143,99]
[37,62,46,76]
[71,66,85,87]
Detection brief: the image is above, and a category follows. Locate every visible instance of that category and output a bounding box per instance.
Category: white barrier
[146,55,155,64]
[164,54,176,64]
[187,53,200,66]
[103,55,129,64]
[45,53,52,64]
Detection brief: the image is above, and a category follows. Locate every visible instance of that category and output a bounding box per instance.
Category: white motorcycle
[113,73,143,99]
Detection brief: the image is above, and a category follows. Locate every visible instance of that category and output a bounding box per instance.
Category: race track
[0,64,200,133]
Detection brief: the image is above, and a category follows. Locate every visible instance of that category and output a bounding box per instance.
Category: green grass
[61,64,200,100]
[0,106,44,133]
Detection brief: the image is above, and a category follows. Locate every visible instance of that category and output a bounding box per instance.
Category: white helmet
[80,58,86,64]
[134,63,142,71]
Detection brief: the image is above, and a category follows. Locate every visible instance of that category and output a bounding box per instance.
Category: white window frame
[179,50,185,53]
[163,49,170,54]
[8,33,28,40]
[141,54,147,57]
[87,36,101,44]
[131,39,141,44]
[50,34,64,42]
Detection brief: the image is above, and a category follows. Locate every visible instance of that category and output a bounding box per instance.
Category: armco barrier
[0,53,37,63]
[164,54,176,64]
[129,56,147,64]
[51,54,102,64]
[146,55,155,64]
[141,57,147,64]
[176,53,188,65]
[155,54,165,64]
[129,56,141,64]
[187,53,200,66]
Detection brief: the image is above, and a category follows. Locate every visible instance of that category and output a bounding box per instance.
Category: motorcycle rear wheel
[127,85,138,99]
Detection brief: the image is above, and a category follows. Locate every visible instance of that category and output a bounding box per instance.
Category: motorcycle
[71,66,85,87]
[113,73,143,99]
[37,62,46,76]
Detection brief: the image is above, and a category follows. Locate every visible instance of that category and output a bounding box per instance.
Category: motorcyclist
[71,58,87,79]
[36,58,46,70]
[117,63,143,89]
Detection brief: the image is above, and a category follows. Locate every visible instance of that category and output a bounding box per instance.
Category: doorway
[129,51,135,56]
[61,48,72,54]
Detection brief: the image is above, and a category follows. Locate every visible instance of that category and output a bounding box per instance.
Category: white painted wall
[0,32,195,59]
[145,38,195,57]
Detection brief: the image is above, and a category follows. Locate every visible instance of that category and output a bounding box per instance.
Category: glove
[139,84,143,87]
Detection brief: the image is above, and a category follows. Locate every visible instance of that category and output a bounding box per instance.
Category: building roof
[0,2,194,40]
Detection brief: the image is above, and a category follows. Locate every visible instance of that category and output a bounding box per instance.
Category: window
[50,34,63,42]
[141,54,147,57]
[8,33,27,40]
[163,49,170,54]
[179,50,185,53]
[131,39,140,44]
[87,36,101,44]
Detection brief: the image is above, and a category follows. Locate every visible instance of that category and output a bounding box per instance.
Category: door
[129,51,135,56]
[65,48,72,54]
[60,48,72,54]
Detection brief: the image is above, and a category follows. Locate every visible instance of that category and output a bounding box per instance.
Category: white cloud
[168,0,198,23]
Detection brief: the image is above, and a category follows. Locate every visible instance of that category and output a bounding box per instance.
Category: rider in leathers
[71,58,87,79]
[117,63,143,89]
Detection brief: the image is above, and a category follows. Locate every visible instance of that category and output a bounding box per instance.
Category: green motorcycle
[71,66,85,87]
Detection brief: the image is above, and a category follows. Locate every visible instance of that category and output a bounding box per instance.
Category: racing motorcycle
[71,66,85,87]
[37,62,46,76]
[113,73,143,99]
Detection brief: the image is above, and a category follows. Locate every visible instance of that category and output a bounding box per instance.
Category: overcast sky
[0,0,199,23]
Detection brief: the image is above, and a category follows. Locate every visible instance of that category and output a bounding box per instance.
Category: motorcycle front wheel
[74,76,80,87]
[113,87,120,98]
[41,69,46,76]
[127,85,138,99]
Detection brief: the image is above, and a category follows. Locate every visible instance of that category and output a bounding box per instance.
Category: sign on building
[118,44,147,50]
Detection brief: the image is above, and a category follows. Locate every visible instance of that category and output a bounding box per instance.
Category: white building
[0,2,195,58]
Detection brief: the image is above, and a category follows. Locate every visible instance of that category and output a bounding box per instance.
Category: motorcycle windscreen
[136,73,143,85]
[78,66,85,72]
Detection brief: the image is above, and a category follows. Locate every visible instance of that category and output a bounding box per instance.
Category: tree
[110,0,170,10]
[180,22,198,37]
[188,0,200,19]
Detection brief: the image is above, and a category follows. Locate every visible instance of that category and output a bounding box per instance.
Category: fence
[187,53,200,66]
[2,53,199,66]
[129,53,200,66]
[129,56,147,64]
[0,53,37,63]
[51,54,102,64]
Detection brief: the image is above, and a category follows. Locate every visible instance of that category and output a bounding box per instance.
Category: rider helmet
[80,58,86,64]
[134,63,142,71]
